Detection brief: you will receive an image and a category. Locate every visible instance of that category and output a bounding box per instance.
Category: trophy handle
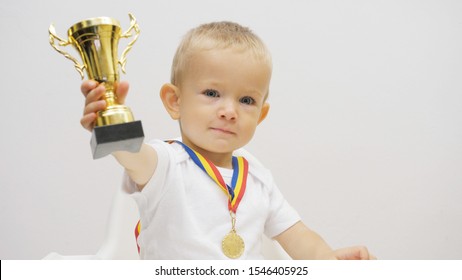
[119,13,140,74]
[48,24,86,79]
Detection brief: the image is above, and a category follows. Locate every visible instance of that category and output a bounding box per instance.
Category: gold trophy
[49,14,144,159]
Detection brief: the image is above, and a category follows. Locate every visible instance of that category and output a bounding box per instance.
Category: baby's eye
[202,89,219,98]
[240,96,256,105]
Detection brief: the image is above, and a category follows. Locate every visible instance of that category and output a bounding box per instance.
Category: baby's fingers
[83,100,106,116]
[80,113,97,131]
[84,84,106,106]
[81,100,106,131]
[81,80,98,97]
[115,81,130,104]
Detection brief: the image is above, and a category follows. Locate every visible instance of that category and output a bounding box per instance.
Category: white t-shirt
[123,139,300,259]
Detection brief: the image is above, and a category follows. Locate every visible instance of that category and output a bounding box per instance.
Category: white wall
[1,0,461,259]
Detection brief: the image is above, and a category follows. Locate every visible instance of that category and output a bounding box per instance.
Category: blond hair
[170,21,272,86]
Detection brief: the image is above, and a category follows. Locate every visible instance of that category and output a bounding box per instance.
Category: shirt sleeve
[264,176,301,239]
[121,139,172,217]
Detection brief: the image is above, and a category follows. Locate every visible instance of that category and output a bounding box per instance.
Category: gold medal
[222,211,245,259]
[222,230,245,259]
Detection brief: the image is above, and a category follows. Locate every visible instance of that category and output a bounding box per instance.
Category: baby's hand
[331,246,376,260]
[80,80,129,131]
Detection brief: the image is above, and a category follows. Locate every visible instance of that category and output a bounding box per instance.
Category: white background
[0,0,461,259]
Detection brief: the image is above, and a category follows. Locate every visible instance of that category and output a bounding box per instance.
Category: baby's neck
[203,152,233,169]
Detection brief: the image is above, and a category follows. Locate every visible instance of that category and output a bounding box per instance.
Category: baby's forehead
[182,48,272,97]
[172,43,272,87]
[187,47,271,67]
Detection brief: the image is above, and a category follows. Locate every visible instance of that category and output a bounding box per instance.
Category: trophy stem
[96,83,135,127]
[100,82,118,107]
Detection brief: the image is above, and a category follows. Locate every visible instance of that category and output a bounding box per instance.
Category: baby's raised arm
[80,80,157,189]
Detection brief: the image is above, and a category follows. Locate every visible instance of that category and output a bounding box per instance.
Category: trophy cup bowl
[49,14,144,159]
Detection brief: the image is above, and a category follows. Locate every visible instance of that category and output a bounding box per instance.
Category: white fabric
[123,139,300,259]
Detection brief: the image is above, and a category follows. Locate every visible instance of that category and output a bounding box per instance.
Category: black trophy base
[90,121,144,159]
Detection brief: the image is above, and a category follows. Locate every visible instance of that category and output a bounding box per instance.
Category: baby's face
[176,48,271,166]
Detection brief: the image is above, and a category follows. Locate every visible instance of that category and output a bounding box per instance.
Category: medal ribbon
[174,141,248,213]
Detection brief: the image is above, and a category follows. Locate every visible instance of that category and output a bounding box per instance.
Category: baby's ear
[258,102,270,124]
[160,83,181,120]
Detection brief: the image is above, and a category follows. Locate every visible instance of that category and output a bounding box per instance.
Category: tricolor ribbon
[134,220,141,254]
[173,141,248,213]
